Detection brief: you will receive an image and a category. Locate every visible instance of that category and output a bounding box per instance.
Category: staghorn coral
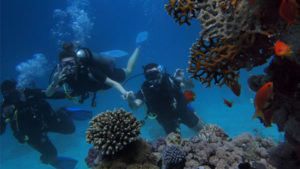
[86,108,141,156]
[162,144,186,169]
[165,0,198,25]
[188,32,273,87]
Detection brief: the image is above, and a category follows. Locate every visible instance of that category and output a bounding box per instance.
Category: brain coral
[86,108,142,156]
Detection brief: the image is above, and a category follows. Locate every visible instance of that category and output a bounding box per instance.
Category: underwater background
[0,0,285,168]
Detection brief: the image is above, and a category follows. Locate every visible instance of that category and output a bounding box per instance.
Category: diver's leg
[124,46,141,77]
[27,135,58,166]
[181,109,205,133]
[47,108,75,134]
[157,118,180,135]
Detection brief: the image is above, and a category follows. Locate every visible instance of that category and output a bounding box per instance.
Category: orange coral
[188,33,273,88]
[165,0,197,25]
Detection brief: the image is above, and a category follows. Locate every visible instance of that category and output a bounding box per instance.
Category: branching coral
[165,0,283,91]
[188,32,273,87]
[86,108,141,156]
[165,0,198,25]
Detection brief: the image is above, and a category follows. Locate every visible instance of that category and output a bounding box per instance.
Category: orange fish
[279,0,299,27]
[274,40,293,59]
[252,82,274,124]
[222,98,233,108]
[184,90,196,103]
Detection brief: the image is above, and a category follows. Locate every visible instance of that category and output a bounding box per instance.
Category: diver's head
[59,42,78,76]
[143,63,163,83]
[59,42,77,61]
[0,80,20,103]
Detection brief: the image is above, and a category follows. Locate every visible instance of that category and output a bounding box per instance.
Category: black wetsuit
[0,88,74,166]
[136,73,200,134]
[65,49,126,105]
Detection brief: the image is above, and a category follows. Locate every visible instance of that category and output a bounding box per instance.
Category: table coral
[86,108,141,156]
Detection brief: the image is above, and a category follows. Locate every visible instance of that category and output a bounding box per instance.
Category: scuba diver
[0,80,92,169]
[46,31,148,106]
[125,63,206,134]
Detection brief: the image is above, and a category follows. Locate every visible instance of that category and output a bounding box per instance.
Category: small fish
[184,90,196,103]
[274,40,293,59]
[222,98,233,108]
[279,0,299,27]
[252,82,274,124]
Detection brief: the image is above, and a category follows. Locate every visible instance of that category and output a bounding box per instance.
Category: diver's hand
[183,79,195,89]
[174,68,185,81]
[122,91,135,100]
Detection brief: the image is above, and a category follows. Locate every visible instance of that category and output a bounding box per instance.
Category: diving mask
[144,65,164,84]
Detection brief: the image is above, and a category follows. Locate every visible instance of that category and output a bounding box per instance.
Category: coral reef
[165,0,285,91]
[152,136,167,152]
[86,124,278,169]
[196,0,258,41]
[248,52,300,168]
[183,125,276,169]
[85,147,102,168]
[188,31,273,88]
[86,108,142,156]
[162,144,186,169]
[95,138,159,169]
[268,142,300,169]
[165,0,197,25]
[165,0,300,168]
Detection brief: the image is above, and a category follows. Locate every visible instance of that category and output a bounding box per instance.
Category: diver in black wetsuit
[0,80,90,169]
[126,63,205,134]
[46,42,141,106]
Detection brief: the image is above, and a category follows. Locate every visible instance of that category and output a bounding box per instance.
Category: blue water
[0,0,283,168]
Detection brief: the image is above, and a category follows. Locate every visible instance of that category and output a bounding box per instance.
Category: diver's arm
[126,91,144,110]
[45,82,60,97]
[125,46,141,76]
[45,66,68,97]
[128,98,144,110]
[104,77,128,97]
[173,69,194,90]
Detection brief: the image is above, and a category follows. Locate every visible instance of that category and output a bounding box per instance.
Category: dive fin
[66,108,93,121]
[55,156,78,169]
[100,50,128,58]
[136,31,148,46]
